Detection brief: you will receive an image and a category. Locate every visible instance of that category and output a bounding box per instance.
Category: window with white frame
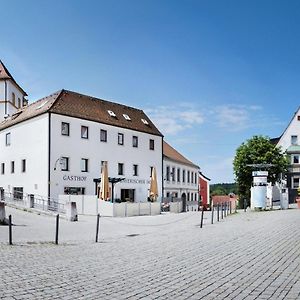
[132,136,138,148]
[61,157,69,171]
[292,177,300,189]
[291,135,298,145]
[187,171,190,183]
[118,133,124,145]
[182,169,185,183]
[81,126,88,139]
[61,122,70,136]
[292,155,300,164]
[118,163,124,175]
[1,163,4,174]
[100,129,107,142]
[21,159,26,173]
[172,167,175,182]
[11,161,15,174]
[166,166,170,181]
[81,158,88,172]
[149,139,154,150]
[5,133,11,146]
[177,168,180,182]
[133,164,138,176]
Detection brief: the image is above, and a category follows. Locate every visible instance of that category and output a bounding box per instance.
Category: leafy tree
[233,135,289,207]
[210,183,237,196]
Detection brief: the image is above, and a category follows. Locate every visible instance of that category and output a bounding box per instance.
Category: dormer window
[123,114,131,121]
[141,118,149,125]
[107,110,116,117]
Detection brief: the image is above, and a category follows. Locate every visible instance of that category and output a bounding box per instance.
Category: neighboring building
[199,172,210,209]
[0,63,163,202]
[163,141,199,211]
[211,194,238,211]
[272,107,300,203]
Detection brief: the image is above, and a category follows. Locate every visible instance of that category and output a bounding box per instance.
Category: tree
[233,135,289,206]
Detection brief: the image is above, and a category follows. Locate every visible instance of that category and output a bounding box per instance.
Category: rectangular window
[150,166,153,177]
[61,122,70,136]
[149,139,154,150]
[81,126,88,139]
[133,136,138,148]
[100,129,107,142]
[81,158,88,172]
[177,168,180,182]
[5,133,11,146]
[61,157,69,171]
[292,177,300,189]
[166,166,170,181]
[118,133,124,145]
[133,164,138,176]
[1,163,4,174]
[291,135,298,145]
[191,172,194,184]
[182,170,185,183]
[191,193,194,201]
[293,155,300,164]
[172,167,175,182]
[21,159,26,173]
[195,173,197,184]
[11,161,14,174]
[187,171,190,183]
[118,163,124,175]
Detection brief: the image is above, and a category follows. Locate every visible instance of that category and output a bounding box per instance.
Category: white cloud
[145,106,204,135]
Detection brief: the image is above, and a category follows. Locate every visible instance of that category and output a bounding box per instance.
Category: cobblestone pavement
[0,207,299,299]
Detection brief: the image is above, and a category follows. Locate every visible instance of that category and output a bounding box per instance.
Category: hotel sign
[123,178,151,184]
[63,175,87,182]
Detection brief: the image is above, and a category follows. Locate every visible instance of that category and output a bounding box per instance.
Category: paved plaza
[0,206,299,300]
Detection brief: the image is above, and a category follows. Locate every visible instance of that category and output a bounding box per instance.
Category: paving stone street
[0,207,299,300]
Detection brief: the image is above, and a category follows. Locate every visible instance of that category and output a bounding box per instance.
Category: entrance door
[121,189,135,202]
[181,193,187,212]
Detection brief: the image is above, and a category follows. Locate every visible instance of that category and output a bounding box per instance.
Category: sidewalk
[0,207,299,299]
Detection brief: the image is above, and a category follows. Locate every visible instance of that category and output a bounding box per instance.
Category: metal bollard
[224,202,227,217]
[211,205,214,224]
[55,214,59,245]
[244,199,247,212]
[95,213,100,243]
[200,206,204,228]
[217,204,220,222]
[8,215,12,245]
[221,203,224,219]
[230,201,232,214]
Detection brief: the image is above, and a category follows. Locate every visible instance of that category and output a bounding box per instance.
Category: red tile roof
[0,89,163,137]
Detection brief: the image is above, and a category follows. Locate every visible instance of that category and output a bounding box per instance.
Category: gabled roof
[0,89,163,136]
[0,60,27,96]
[163,141,199,168]
[199,172,211,181]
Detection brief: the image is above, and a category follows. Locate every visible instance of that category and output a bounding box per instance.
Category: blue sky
[1,0,300,183]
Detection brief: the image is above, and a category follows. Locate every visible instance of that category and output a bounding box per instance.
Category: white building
[163,141,199,211]
[0,61,163,202]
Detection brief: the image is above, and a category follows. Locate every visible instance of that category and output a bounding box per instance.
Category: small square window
[149,139,154,150]
[133,136,138,148]
[81,126,88,139]
[100,129,107,142]
[133,164,138,176]
[21,159,26,173]
[61,122,70,136]
[81,158,88,172]
[118,133,124,145]
[118,163,124,175]
[61,157,69,171]
[5,133,11,146]
[291,135,298,145]
[293,177,300,189]
[293,155,300,164]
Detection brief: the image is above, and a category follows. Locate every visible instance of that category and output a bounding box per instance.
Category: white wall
[50,113,163,201]
[163,157,199,201]
[0,114,49,197]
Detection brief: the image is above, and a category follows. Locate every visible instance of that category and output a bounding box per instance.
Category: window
[61,122,70,136]
[133,164,138,176]
[81,126,88,139]
[195,173,197,184]
[21,159,26,173]
[293,155,300,164]
[291,135,298,145]
[191,172,194,184]
[13,187,23,200]
[61,157,69,171]
[172,167,175,182]
[187,171,190,183]
[100,129,107,142]
[118,163,124,175]
[133,136,138,148]
[11,161,14,174]
[191,193,194,201]
[150,166,153,177]
[123,114,131,121]
[107,110,116,117]
[177,168,180,182]
[149,139,155,150]
[1,163,4,174]
[292,177,300,189]
[18,98,21,108]
[166,166,170,181]
[12,93,15,106]
[81,158,88,172]
[118,133,124,145]
[5,133,11,146]
[182,170,185,183]
[141,118,149,125]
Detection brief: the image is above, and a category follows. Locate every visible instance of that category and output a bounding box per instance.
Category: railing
[2,190,65,214]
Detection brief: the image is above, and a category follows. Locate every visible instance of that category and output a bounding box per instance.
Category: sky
[1,0,300,183]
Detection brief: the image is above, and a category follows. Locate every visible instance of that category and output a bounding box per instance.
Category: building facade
[273,106,300,203]
[0,62,163,202]
[199,172,210,209]
[163,141,199,211]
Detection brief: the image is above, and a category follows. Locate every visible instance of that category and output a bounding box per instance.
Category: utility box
[251,171,268,210]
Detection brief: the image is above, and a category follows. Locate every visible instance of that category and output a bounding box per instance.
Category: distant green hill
[210,183,237,196]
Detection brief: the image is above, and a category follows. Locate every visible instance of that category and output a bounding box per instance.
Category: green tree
[233,135,288,207]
